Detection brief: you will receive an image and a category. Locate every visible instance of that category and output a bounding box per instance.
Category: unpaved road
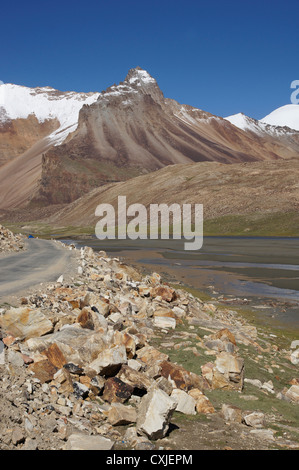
[0,238,76,299]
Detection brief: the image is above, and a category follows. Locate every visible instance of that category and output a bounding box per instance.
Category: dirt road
[0,238,76,298]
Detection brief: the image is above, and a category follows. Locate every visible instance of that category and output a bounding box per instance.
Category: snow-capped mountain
[260,104,299,132]
[225,105,299,134]
[0,83,100,146]
[1,67,299,211]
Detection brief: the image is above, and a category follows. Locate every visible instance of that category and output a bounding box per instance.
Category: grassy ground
[2,209,299,238]
[150,316,299,447]
[203,211,299,237]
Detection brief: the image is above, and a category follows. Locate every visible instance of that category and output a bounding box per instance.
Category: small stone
[42,343,67,369]
[151,286,177,302]
[249,429,275,441]
[73,381,89,399]
[89,345,127,376]
[290,349,299,365]
[243,411,265,428]
[63,363,84,375]
[12,427,25,446]
[23,438,38,450]
[117,365,153,392]
[285,384,299,403]
[221,404,242,423]
[160,361,206,391]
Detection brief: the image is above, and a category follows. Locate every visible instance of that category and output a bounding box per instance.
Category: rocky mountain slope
[1,68,299,211]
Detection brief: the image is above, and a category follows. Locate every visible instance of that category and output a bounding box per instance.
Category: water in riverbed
[65,237,299,328]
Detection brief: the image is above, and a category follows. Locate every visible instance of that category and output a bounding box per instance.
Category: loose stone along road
[0,238,76,297]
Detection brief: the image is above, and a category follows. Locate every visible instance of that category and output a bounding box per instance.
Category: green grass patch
[203,211,299,237]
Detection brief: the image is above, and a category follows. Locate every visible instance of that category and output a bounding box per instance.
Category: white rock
[262,381,275,394]
[154,316,176,329]
[171,389,196,415]
[249,429,275,441]
[128,359,143,371]
[172,306,186,318]
[89,345,127,375]
[244,378,263,388]
[290,349,299,365]
[285,385,299,403]
[137,387,177,440]
[65,433,114,450]
[243,411,265,428]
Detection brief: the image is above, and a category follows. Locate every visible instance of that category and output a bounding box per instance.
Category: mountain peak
[125,67,157,86]
[260,104,299,131]
[123,67,164,104]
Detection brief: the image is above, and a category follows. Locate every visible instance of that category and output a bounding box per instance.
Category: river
[65,236,299,329]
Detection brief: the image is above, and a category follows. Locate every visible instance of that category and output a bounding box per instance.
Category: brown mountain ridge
[1,67,299,212]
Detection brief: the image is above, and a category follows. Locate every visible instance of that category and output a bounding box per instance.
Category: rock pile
[0,225,25,254]
[0,241,298,450]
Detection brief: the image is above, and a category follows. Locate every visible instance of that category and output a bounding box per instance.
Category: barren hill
[46,158,299,236]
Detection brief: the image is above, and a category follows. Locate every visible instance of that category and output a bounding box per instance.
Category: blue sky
[1,0,299,119]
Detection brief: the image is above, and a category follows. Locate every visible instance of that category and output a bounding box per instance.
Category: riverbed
[65,237,299,329]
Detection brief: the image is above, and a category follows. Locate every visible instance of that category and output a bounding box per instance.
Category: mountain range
[0,67,299,233]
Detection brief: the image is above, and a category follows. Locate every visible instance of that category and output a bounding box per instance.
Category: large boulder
[136,387,177,440]
[0,307,53,340]
[160,361,207,391]
[202,352,244,391]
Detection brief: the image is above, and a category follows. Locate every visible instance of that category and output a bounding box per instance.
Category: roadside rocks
[0,225,25,254]
[0,307,53,340]
[0,238,297,450]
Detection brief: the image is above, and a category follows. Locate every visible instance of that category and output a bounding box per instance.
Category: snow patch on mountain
[0,82,100,145]
[260,104,299,131]
[225,111,297,136]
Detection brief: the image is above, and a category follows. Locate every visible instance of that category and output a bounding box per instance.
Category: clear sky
[1,0,299,119]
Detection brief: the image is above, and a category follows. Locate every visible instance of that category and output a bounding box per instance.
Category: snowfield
[0,83,100,145]
[225,105,299,135]
[260,104,299,131]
